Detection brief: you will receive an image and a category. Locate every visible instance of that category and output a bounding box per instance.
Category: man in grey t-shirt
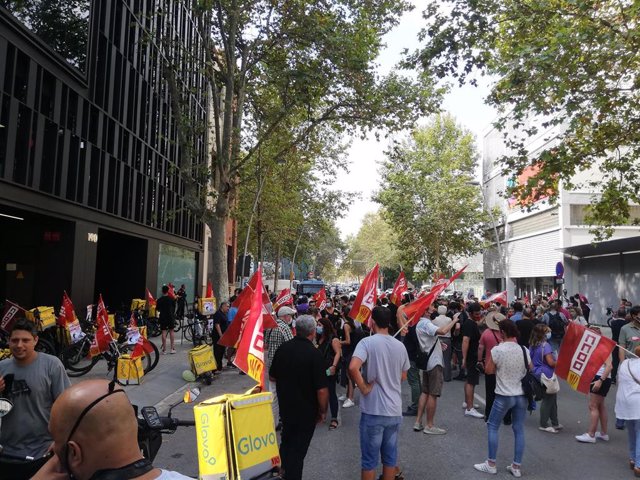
[350,307,409,480]
[0,319,70,479]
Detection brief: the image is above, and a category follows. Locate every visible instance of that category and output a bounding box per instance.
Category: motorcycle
[136,387,200,462]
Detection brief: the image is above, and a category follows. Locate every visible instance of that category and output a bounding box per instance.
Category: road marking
[154,382,198,414]
[474,393,486,408]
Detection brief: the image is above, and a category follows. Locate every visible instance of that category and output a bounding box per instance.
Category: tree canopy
[374,114,487,279]
[412,0,640,239]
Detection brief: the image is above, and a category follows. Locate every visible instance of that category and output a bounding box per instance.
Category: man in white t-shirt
[414,310,460,435]
[350,307,410,480]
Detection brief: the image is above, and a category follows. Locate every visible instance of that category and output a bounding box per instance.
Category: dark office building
[0,1,217,311]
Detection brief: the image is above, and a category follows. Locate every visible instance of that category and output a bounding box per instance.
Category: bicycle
[183,311,214,346]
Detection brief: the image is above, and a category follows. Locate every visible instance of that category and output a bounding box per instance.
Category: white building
[481,122,640,323]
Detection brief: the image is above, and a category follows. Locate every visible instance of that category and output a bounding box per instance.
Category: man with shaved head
[32,379,191,480]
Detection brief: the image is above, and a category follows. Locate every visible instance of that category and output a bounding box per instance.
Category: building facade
[0,1,233,311]
[482,121,640,323]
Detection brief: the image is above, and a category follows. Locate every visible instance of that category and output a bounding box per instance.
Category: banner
[555,323,616,394]
[233,266,267,386]
[480,290,508,308]
[89,294,114,357]
[403,265,467,327]
[0,300,27,334]
[273,288,293,312]
[349,264,379,327]
[313,288,327,311]
[390,272,407,306]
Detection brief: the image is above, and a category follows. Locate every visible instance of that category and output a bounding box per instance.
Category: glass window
[1,1,91,70]
[157,243,196,300]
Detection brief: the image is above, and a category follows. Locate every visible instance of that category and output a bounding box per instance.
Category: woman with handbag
[474,319,530,478]
[529,324,563,433]
[615,345,640,475]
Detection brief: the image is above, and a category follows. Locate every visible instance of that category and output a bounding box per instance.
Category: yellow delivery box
[117,354,144,385]
[189,344,217,376]
[198,297,217,316]
[131,298,146,311]
[26,306,56,330]
[194,391,279,480]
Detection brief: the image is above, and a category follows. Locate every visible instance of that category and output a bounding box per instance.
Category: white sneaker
[413,422,424,432]
[342,399,355,408]
[338,394,346,401]
[474,461,497,474]
[595,431,610,441]
[575,433,596,443]
[539,426,559,434]
[465,408,484,418]
[506,465,522,478]
[462,401,480,409]
[423,426,447,435]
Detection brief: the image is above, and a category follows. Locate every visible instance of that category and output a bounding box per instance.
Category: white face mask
[545,332,552,340]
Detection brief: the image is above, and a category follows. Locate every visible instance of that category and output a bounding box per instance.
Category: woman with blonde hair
[529,324,562,433]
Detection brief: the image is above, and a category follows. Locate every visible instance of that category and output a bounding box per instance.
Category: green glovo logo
[198,413,216,465]
[237,433,277,455]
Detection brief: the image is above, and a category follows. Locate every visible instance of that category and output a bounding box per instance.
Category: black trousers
[213,342,226,371]
[279,420,316,480]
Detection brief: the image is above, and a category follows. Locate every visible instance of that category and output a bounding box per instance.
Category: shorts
[590,375,612,397]
[359,413,401,470]
[160,317,175,331]
[466,360,480,386]
[421,365,444,396]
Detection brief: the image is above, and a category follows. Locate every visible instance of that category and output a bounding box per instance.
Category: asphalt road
[140,362,632,480]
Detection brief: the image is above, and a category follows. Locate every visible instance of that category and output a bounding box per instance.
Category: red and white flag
[480,290,508,308]
[0,300,27,334]
[206,281,214,298]
[390,272,408,306]
[313,288,328,311]
[273,288,293,312]
[58,291,76,327]
[145,288,157,307]
[549,289,558,301]
[233,266,267,387]
[167,283,176,299]
[131,333,155,359]
[349,264,380,328]
[89,294,114,357]
[403,266,467,327]
[555,323,616,394]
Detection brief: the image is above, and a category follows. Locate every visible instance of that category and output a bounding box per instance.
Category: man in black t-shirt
[156,285,176,354]
[269,315,328,480]
[212,302,229,373]
[461,302,483,418]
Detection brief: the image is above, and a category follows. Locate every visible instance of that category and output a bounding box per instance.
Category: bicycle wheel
[183,323,194,343]
[147,318,161,337]
[119,341,159,374]
[35,336,56,356]
[63,339,99,376]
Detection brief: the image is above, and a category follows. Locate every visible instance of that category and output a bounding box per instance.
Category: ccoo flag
[480,290,508,308]
[58,291,76,327]
[390,272,408,306]
[555,323,616,394]
[349,264,379,327]
[89,294,114,357]
[313,288,328,311]
[273,288,293,312]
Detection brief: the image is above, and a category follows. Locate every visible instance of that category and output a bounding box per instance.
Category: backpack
[548,312,565,337]
[350,326,365,350]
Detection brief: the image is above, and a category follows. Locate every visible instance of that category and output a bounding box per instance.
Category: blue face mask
[316,326,324,336]
[545,332,552,340]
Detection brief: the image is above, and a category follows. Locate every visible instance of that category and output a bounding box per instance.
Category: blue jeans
[487,394,527,465]
[627,419,640,465]
[359,413,402,470]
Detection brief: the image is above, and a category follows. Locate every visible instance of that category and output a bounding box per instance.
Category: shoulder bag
[539,344,560,394]
[415,338,439,371]
[520,345,544,401]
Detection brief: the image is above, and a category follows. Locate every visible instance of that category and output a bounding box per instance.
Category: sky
[333,5,496,239]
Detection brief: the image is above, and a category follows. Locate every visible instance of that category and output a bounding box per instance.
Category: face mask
[545,332,552,340]
[316,326,323,335]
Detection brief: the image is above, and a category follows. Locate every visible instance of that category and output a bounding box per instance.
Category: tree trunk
[273,243,281,293]
[208,192,230,299]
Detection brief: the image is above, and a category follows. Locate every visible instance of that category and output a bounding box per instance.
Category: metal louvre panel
[506,230,561,278]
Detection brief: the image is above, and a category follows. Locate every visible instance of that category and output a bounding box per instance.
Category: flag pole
[618,345,640,358]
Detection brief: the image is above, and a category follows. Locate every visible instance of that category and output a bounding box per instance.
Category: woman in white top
[474,319,530,478]
[615,345,640,475]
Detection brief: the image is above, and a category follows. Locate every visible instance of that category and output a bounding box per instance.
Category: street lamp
[240,158,286,286]
[467,180,507,291]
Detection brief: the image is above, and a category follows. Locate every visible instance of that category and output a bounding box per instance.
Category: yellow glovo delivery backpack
[194,391,280,480]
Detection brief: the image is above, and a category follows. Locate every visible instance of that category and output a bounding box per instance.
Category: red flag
[480,291,508,308]
[549,289,558,301]
[555,323,616,394]
[129,312,137,329]
[131,334,155,359]
[403,265,467,327]
[233,266,267,387]
[58,291,76,327]
[349,264,380,327]
[145,288,157,307]
[390,272,408,306]
[206,281,214,298]
[273,288,293,311]
[168,283,176,299]
[1,300,27,334]
[524,295,531,306]
[313,288,328,311]
[90,295,114,357]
